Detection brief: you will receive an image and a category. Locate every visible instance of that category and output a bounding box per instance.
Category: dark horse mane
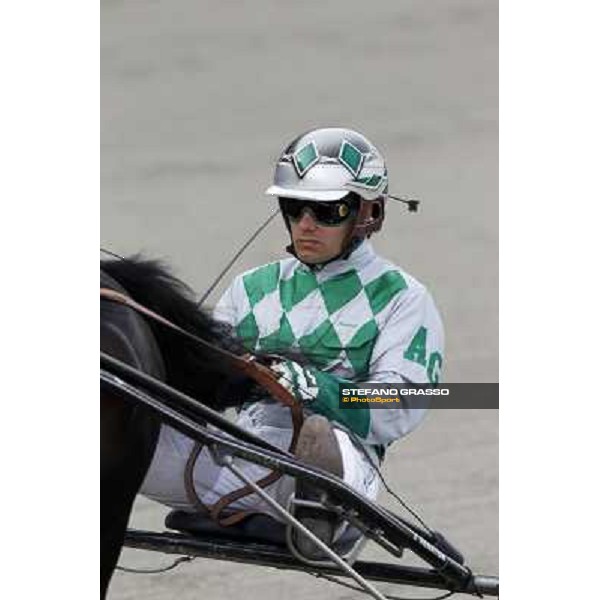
[101,255,247,405]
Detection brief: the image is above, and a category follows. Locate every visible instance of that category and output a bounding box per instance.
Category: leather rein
[100,287,304,525]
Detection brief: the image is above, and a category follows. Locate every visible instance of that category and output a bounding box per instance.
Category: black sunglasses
[279,197,358,226]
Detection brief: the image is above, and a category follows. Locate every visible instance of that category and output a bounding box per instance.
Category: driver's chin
[296,250,322,264]
[294,244,330,264]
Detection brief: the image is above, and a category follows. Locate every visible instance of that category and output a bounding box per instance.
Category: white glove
[270,360,319,403]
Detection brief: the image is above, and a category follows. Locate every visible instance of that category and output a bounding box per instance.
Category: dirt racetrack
[101,1,498,598]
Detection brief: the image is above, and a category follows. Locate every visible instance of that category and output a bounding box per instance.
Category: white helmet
[265,127,388,239]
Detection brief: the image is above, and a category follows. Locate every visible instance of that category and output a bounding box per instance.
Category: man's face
[287,203,355,264]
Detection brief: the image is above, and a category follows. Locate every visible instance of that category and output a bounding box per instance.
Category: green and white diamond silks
[213,241,445,450]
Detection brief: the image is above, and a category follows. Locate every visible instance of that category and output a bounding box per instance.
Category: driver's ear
[371,202,381,220]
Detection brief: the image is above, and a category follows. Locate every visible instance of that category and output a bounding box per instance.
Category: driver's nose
[297,209,317,231]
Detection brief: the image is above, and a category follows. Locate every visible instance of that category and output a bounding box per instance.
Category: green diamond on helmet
[338,140,364,177]
[292,141,319,177]
[356,174,383,188]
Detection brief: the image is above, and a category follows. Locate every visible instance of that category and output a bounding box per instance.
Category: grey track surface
[101,1,498,598]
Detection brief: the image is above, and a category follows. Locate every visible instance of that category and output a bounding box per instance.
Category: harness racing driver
[140,127,445,557]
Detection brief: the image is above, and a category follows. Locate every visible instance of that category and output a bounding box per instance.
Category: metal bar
[219,454,388,600]
[123,530,499,596]
[180,425,472,587]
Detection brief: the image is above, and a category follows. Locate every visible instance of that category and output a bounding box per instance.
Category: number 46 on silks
[403,326,443,385]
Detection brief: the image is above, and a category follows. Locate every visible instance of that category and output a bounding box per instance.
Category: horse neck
[101,258,244,405]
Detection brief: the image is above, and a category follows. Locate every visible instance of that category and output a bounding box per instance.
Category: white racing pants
[140,414,379,522]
